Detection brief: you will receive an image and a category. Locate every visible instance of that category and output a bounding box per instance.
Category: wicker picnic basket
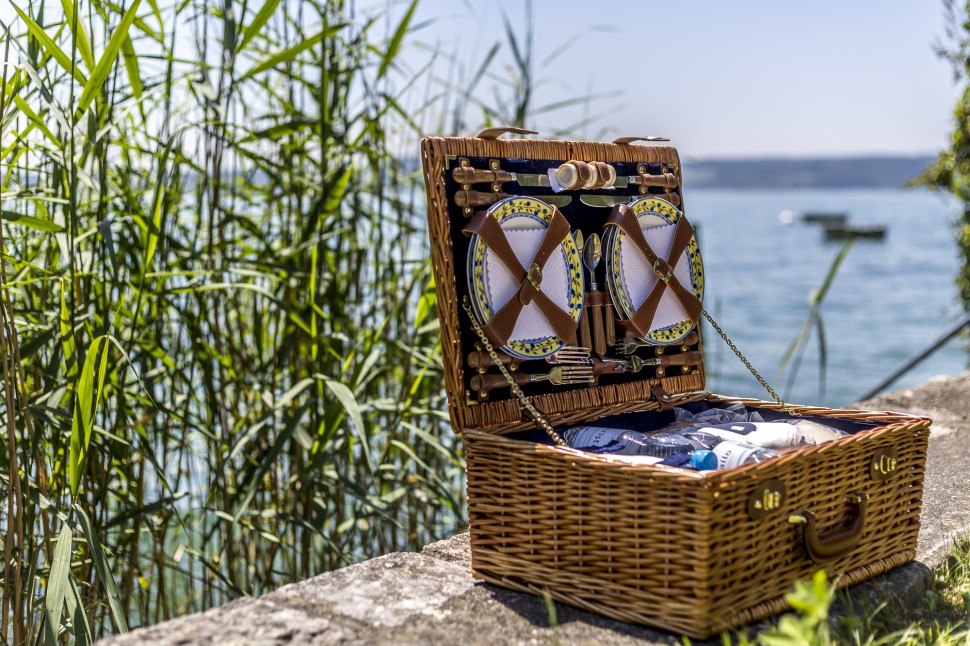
[419,131,930,638]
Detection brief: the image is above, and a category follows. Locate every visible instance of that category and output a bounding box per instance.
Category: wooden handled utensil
[470,365,595,393]
[613,330,700,355]
[455,190,510,209]
[452,165,677,192]
[600,351,703,373]
[574,230,592,352]
[467,346,591,370]
[583,233,606,356]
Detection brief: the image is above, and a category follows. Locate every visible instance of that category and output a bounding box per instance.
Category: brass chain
[701,308,796,415]
[461,299,568,446]
[461,297,795,440]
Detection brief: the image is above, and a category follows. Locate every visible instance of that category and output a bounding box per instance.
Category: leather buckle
[652,257,673,283]
[519,263,543,304]
[527,263,543,291]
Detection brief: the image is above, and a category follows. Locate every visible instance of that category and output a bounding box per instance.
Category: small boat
[802,212,848,225]
[822,222,887,241]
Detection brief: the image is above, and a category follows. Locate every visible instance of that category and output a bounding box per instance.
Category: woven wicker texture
[465,399,929,638]
[422,134,931,638]
[420,136,705,435]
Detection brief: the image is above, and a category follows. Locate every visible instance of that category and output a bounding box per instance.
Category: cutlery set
[455,157,704,402]
[451,162,680,215]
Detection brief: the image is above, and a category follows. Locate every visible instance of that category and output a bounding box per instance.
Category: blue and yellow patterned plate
[466,197,583,359]
[604,197,704,345]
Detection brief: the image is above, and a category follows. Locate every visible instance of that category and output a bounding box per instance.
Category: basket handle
[612,135,671,144]
[789,493,868,563]
[476,127,538,139]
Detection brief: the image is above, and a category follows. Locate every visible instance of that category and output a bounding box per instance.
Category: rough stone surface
[99,374,970,645]
[857,372,970,566]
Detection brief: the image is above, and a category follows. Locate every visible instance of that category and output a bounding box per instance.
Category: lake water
[689,188,966,407]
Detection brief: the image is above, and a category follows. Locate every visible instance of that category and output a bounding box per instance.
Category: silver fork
[468,346,592,370]
[470,364,595,393]
[600,355,647,373]
[529,364,595,385]
[545,345,592,364]
[614,330,699,355]
[613,337,653,355]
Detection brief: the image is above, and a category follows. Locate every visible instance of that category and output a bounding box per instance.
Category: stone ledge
[98,373,970,645]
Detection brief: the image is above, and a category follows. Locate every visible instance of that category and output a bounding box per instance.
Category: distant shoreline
[683,155,935,189]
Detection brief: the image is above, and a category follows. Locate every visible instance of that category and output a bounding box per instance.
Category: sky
[0,0,958,159]
[405,0,959,159]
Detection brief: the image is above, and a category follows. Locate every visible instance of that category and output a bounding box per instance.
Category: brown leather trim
[607,203,701,338]
[591,162,613,189]
[462,207,577,348]
[584,291,608,306]
[640,172,679,189]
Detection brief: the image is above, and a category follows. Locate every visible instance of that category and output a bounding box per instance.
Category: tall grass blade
[59,0,94,70]
[377,0,418,80]
[320,376,373,472]
[76,0,142,114]
[238,0,281,53]
[776,239,855,399]
[75,507,128,632]
[65,578,92,646]
[814,238,856,304]
[68,335,110,495]
[239,27,335,81]
[43,525,72,646]
[120,37,143,100]
[12,5,87,85]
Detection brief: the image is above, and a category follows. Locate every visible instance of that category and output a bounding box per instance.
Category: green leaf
[104,491,188,529]
[77,0,142,114]
[61,0,95,70]
[239,26,339,81]
[66,575,93,646]
[2,209,65,232]
[121,36,143,99]
[76,507,128,632]
[69,335,110,495]
[320,375,372,471]
[14,5,88,86]
[232,409,307,522]
[238,0,281,53]
[145,0,162,26]
[144,135,176,273]
[815,313,827,401]
[60,281,77,377]
[322,164,353,214]
[814,238,855,304]
[377,0,418,80]
[12,94,59,145]
[44,524,73,646]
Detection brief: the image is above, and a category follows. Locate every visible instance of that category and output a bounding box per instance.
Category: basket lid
[420,134,707,435]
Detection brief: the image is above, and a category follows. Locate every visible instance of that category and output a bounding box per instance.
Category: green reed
[0,0,479,640]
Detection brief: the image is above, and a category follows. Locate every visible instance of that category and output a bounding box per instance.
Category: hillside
[683,155,935,189]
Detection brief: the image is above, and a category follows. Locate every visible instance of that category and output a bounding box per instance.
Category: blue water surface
[689,188,965,407]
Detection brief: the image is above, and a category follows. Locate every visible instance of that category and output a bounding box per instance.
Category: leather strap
[606,203,702,338]
[591,162,613,189]
[463,207,576,348]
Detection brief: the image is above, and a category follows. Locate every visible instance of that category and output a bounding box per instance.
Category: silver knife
[580,193,681,208]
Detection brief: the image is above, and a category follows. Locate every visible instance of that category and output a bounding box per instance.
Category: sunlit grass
[0,0,471,640]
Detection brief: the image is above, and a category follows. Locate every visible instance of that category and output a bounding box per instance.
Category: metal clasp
[652,257,673,283]
[519,262,543,304]
[527,262,543,291]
